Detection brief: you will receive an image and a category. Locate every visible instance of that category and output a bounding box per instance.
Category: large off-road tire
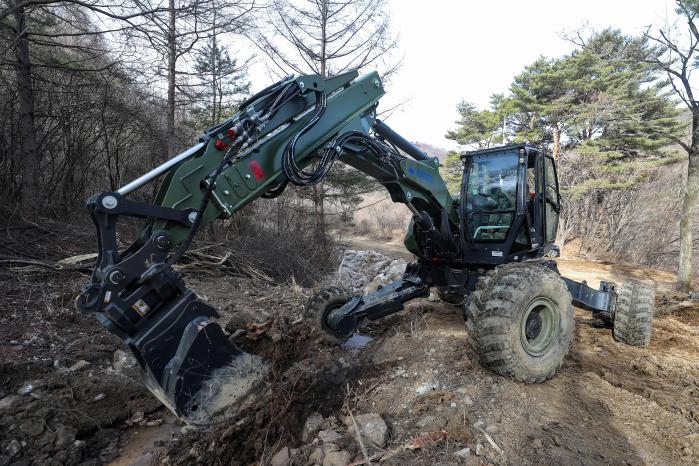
[307,287,354,344]
[435,287,463,305]
[613,282,654,347]
[465,262,574,383]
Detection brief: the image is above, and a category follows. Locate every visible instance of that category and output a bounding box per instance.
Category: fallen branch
[0,257,92,272]
[476,425,504,454]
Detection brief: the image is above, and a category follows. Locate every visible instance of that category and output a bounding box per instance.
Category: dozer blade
[124,290,269,425]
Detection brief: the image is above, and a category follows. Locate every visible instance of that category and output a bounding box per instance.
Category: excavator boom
[75,71,452,424]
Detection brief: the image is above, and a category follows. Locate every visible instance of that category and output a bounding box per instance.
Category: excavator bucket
[125,291,269,426]
[78,279,269,425]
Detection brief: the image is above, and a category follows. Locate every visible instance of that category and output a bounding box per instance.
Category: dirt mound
[158,322,350,465]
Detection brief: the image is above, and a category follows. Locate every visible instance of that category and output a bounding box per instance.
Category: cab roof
[460,144,541,159]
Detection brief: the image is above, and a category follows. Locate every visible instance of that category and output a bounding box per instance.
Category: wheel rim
[520,297,559,357]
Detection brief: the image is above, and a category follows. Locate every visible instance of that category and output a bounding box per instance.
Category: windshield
[465,153,519,241]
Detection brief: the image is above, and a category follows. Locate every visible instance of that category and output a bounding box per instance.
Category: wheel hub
[325,304,357,338]
[525,312,542,340]
[520,297,560,357]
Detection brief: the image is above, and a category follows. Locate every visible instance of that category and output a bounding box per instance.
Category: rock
[323,450,350,466]
[146,419,163,427]
[485,424,498,434]
[415,380,440,394]
[308,446,325,465]
[93,393,105,402]
[318,430,343,443]
[181,425,197,435]
[416,415,436,428]
[72,440,86,450]
[338,250,407,294]
[464,456,480,466]
[532,438,543,449]
[349,413,388,447]
[17,379,46,396]
[427,291,438,302]
[0,395,19,411]
[302,412,325,443]
[67,360,90,372]
[453,447,471,459]
[112,349,138,373]
[130,411,145,423]
[5,440,21,457]
[682,447,693,456]
[55,425,76,447]
[475,443,483,456]
[322,443,339,454]
[270,446,289,466]
[463,396,474,406]
[19,419,43,437]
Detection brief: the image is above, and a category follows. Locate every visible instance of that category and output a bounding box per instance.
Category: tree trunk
[166,0,176,160]
[311,3,329,249]
[552,125,560,160]
[677,113,699,292]
[210,16,218,126]
[12,3,40,214]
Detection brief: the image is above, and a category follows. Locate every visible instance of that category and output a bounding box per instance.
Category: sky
[245,0,679,150]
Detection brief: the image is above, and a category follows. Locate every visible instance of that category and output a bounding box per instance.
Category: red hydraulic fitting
[215,139,229,150]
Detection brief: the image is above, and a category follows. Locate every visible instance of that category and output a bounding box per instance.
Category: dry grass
[351,194,410,241]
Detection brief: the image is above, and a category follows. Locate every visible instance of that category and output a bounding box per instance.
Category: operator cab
[460,144,560,264]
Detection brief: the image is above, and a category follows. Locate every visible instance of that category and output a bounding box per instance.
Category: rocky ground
[1,237,699,465]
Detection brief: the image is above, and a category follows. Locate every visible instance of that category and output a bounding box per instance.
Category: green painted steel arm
[147,71,453,245]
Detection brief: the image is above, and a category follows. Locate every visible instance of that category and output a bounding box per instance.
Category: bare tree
[643,0,699,292]
[129,0,254,159]
[0,0,177,213]
[252,0,399,78]
[250,0,399,243]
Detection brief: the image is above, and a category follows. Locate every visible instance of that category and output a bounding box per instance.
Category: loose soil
[1,225,697,465]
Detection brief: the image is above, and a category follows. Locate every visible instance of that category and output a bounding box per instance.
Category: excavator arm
[75,70,456,425]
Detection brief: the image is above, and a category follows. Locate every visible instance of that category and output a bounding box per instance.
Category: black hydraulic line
[239,74,294,110]
[373,119,429,161]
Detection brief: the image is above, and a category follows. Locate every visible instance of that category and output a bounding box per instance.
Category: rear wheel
[307,287,355,344]
[613,282,654,347]
[466,262,574,383]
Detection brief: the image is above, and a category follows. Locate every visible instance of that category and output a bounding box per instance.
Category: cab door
[542,155,561,244]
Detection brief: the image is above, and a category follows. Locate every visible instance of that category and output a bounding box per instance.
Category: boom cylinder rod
[117,142,207,196]
[373,119,429,161]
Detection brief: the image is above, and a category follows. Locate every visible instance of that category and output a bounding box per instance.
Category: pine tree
[445,94,508,148]
[192,35,250,126]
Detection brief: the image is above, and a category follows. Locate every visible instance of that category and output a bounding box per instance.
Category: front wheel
[307,287,356,344]
[466,262,574,383]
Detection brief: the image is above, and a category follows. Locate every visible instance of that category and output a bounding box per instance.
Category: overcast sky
[246,0,679,150]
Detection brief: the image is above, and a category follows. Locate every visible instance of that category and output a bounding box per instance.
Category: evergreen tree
[192,35,251,126]
[445,94,508,148]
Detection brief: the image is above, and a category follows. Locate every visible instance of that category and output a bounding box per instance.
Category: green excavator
[76,70,655,425]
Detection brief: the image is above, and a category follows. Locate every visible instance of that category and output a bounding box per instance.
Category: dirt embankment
[2,227,698,465]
